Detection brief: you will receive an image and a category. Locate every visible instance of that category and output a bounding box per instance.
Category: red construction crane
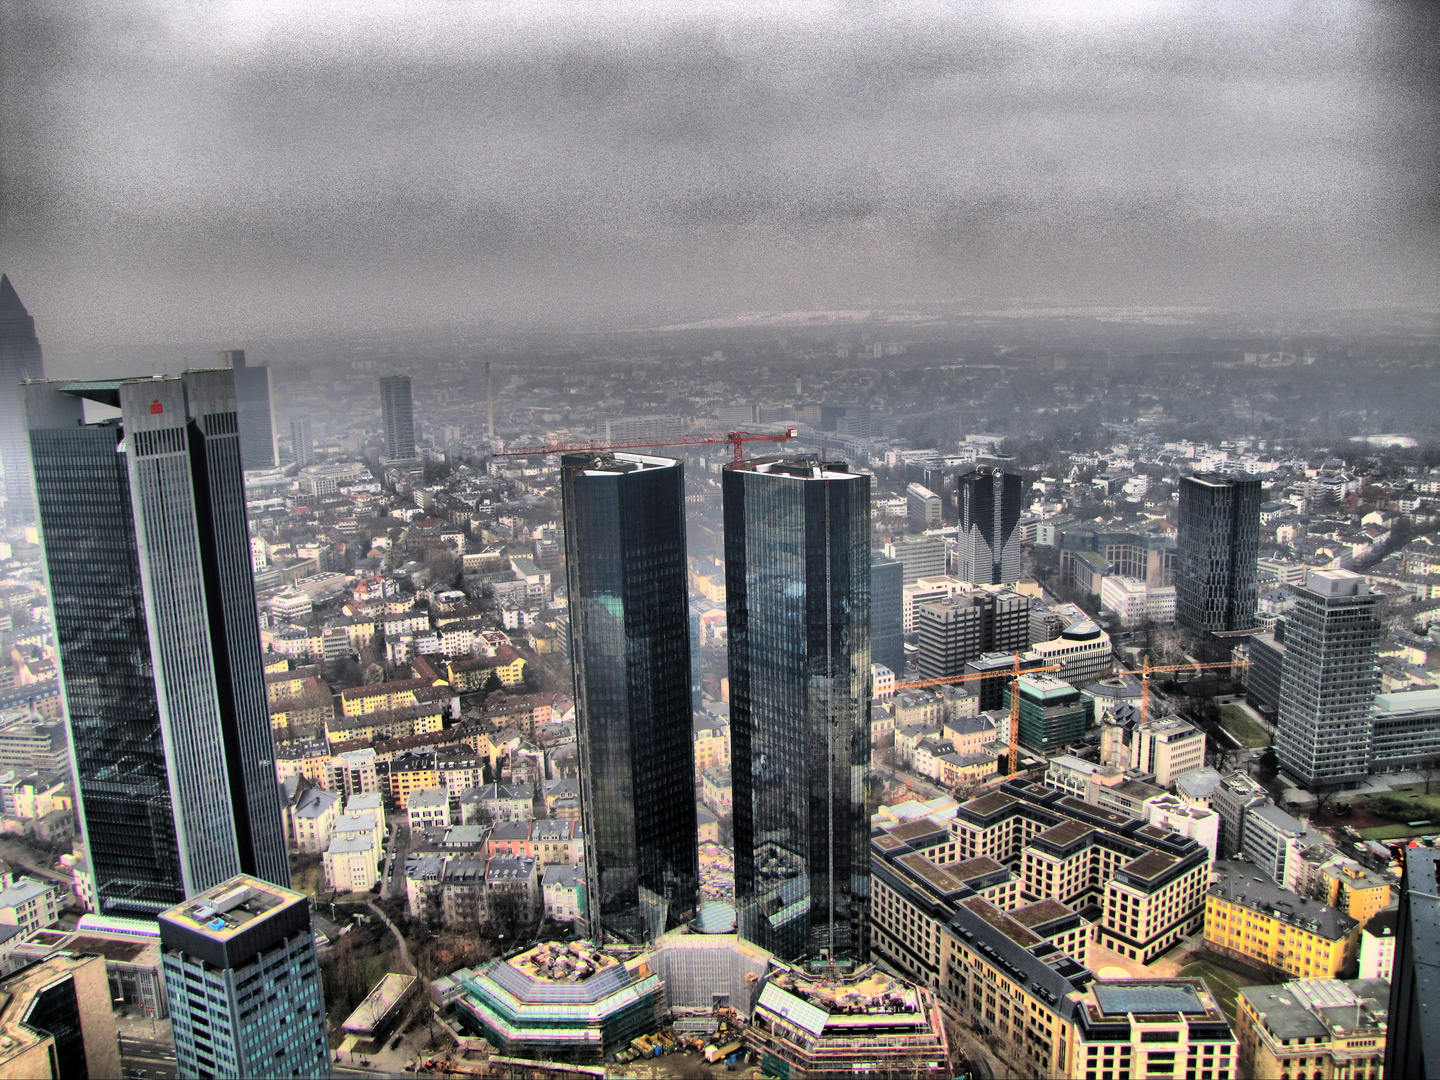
[492,428,799,467]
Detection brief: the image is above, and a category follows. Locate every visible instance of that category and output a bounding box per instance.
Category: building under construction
[746,963,950,1080]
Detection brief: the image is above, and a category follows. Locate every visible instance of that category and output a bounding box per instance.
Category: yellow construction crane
[892,658,1064,777]
[1127,655,1252,723]
[888,651,1252,778]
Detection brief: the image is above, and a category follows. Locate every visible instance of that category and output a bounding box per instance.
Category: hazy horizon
[3,1,1437,373]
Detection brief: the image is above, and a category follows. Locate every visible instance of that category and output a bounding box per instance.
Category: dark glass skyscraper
[1275,569,1381,789]
[24,371,290,915]
[379,374,417,461]
[0,275,44,525]
[724,455,870,966]
[562,452,698,942]
[1175,473,1261,635]
[955,467,1025,585]
[220,349,276,469]
[1386,846,1440,1080]
[870,553,904,675]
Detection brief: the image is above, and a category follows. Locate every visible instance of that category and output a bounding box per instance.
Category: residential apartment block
[1204,861,1361,980]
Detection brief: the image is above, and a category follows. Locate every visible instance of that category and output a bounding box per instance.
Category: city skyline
[1,3,1436,366]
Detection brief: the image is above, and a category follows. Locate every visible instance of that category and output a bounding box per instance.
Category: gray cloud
[1,1,1436,361]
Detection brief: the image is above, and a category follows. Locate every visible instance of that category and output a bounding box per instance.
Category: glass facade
[955,468,1024,585]
[1176,474,1261,635]
[221,349,276,469]
[724,456,870,966]
[870,553,904,675]
[26,373,289,914]
[0,275,44,526]
[562,453,698,942]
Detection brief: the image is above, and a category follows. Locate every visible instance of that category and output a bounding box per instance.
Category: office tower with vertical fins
[379,374,417,461]
[24,372,289,915]
[955,467,1025,585]
[220,349,276,469]
[724,455,870,966]
[1275,569,1382,789]
[0,276,44,525]
[562,452,698,942]
[1176,473,1262,635]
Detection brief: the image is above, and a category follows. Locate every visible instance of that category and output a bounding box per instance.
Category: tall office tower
[379,374,417,461]
[724,455,871,965]
[1386,846,1440,1080]
[0,275,44,526]
[955,467,1025,585]
[1274,570,1382,789]
[161,876,330,1079]
[870,553,905,675]
[24,372,290,915]
[561,452,698,942]
[0,953,120,1078]
[914,587,1030,681]
[1175,473,1262,636]
[219,349,276,469]
[291,416,314,468]
[906,482,943,531]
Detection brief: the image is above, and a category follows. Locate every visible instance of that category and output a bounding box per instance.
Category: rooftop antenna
[486,362,495,440]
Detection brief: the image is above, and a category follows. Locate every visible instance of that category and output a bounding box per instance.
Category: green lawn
[1218,705,1271,749]
[1359,823,1431,841]
[1178,958,1264,1022]
[1382,783,1440,814]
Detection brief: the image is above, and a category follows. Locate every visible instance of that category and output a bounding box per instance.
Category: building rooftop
[1238,978,1389,1041]
[1211,860,1358,941]
[511,941,616,983]
[160,877,298,942]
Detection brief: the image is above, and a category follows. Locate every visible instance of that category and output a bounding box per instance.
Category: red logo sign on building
[150,400,163,414]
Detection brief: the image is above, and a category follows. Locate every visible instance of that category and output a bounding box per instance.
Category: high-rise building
[870,553,905,676]
[561,452,698,942]
[914,587,1029,681]
[220,349,276,469]
[291,416,314,468]
[955,467,1025,585]
[906,482,942,531]
[1275,570,1382,789]
[1175,473,1262,636]
[1004,674,1091,754]
[24,372,290,915]
[889,533,946,585]
[0,275,44,526]
[724,455,870,965]
[379,374,417,461]
[0,953,120,1079]
[1386,846,1440,1080]
[161,875,330,1079]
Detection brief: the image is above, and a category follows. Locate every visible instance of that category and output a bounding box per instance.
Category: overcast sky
[2,0,1436,364]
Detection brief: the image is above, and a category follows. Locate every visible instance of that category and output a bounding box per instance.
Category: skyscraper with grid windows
[24,371,289,915]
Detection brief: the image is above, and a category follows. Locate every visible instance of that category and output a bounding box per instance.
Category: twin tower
[563,451,872,966]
